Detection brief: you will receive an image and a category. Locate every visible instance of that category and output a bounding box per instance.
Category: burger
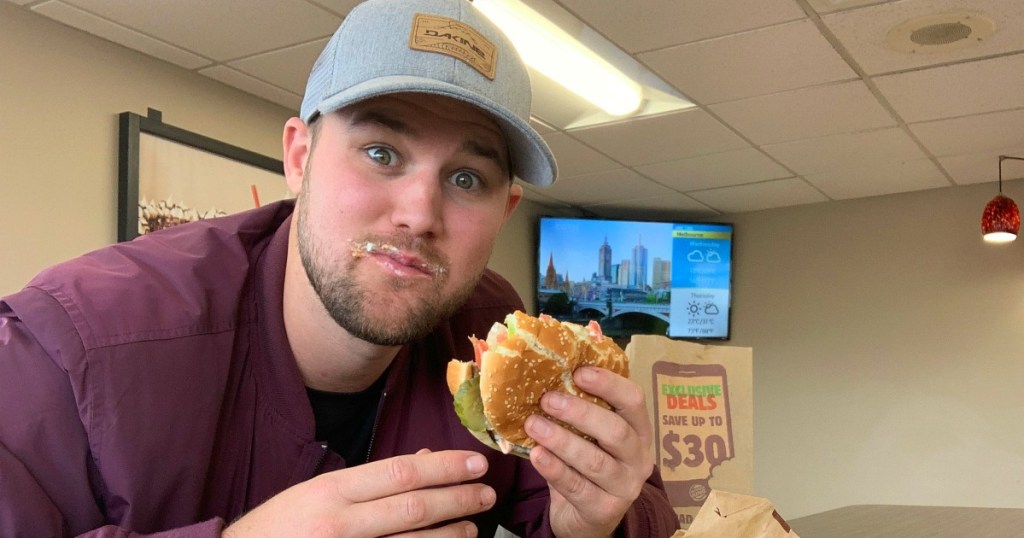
[446,311,629,458]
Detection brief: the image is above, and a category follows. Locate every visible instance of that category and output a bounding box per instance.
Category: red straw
[251,184,261,208]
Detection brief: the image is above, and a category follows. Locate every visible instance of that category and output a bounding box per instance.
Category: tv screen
[536,216,734,341]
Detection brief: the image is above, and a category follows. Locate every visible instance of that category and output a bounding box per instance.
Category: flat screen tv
[536,216,734,342]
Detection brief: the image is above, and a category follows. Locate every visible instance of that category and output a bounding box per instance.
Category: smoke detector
[885,11,996,54]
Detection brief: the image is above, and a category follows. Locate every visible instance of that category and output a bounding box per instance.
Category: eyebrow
[463,139,510,178]
[349,109,415,136]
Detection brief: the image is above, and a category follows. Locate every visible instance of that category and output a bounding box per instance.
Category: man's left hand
[525,366,653,538]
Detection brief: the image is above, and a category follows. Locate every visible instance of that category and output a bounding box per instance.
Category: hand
[223,449,495,538]
[524,367,654,538]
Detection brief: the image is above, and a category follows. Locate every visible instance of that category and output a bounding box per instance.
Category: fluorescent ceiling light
[472,0,643,117]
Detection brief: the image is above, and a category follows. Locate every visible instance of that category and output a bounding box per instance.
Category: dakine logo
[409,14,497,80]
[423,29,489,60]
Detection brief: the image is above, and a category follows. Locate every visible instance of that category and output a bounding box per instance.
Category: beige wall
[726,184,1024,517]
[6,0,1024,523]
[0,3,292,295]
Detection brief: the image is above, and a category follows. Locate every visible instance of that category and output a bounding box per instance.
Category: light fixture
[981,155,1023,243]
[471,0,643,116]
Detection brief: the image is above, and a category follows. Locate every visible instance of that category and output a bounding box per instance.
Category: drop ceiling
[8,0,1024,219]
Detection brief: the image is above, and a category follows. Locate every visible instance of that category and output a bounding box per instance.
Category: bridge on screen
[575,300,671,323]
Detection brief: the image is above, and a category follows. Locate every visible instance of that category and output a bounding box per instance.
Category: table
[788,504,1024,537]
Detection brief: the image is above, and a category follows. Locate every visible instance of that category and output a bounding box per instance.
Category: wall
[0,3,292,295]
[726,182,1024,518]
[6,0,1024,524]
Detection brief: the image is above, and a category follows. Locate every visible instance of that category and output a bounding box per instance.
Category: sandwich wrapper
[671,490,799,538]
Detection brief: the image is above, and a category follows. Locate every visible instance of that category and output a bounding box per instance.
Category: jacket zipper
[312,443,330,477]
[364,390,387,464]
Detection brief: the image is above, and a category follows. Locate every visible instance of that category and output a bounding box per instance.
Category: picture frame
[117,108,288,242]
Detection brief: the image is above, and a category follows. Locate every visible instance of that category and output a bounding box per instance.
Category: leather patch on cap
[409,13,497,80]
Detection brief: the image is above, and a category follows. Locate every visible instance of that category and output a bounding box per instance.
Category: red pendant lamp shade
[982,156,1023,243]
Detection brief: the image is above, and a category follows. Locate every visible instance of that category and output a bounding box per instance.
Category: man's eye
[366,146,397,165]
[451,171,480,190]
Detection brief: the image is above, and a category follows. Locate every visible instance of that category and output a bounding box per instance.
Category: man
[0,0,679,536]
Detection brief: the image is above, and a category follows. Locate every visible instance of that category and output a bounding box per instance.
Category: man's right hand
[222,449,495,537]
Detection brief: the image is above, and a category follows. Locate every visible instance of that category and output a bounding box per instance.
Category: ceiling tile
[910,108,1024,158]
[558,0,805,53]
[635,147,792,191]
[874,52,1024,123]
[228,39,327,95]
[568,108,748,167]
[640,20,856,105]
[805,0,894,14]
[542,133,622,178]
[762,127,926,175]
[803,158,949,199]
[822,0,1024,75]
[198,65,302,111]
[304,0,361,16]
[687,178,829,213]
[519,184,576,206]
[710,81,895,145]
[31,1,210,69]
[535,168,685,206]
[530,118,557,135]
[60,0,341,60]
[938,148,1024,185]
[581,193,719,221]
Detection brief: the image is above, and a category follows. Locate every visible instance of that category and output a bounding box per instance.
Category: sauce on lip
[370,251,433,278]
[349,239,446,278]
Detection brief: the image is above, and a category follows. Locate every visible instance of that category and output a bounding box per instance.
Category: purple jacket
[0,201,678,537]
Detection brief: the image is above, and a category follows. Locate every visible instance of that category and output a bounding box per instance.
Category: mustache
[347,236,449,278]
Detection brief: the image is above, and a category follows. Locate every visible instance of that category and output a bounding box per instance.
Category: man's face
[290,93,522,345]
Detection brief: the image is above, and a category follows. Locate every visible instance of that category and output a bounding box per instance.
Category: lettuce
[453,375,487,432]
[453,375,502,452]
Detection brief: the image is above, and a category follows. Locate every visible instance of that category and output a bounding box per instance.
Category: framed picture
[117,108,290,242]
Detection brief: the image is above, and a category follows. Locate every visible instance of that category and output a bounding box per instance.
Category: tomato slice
[586,320,604,342]
[471,337,488,368]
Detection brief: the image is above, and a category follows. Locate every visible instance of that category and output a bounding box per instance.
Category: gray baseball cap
[300,0,557,186]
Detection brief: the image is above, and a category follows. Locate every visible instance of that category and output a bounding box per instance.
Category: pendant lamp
[981,155,1023,243]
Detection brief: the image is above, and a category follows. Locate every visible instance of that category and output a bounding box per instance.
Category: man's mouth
[349,240,447,278]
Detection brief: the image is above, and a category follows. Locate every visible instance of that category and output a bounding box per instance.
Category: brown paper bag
[682,490,798,537]
[626,335,754,530]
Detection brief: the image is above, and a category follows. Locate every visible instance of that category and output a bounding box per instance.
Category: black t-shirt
[305,375,385,466]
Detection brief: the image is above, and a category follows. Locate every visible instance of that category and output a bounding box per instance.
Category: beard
[295,192,482,346]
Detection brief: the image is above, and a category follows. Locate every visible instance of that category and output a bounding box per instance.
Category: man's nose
[389,172,444,238]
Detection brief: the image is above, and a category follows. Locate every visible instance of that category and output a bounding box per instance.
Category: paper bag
[682,490,798,537]
[626,335,753,530]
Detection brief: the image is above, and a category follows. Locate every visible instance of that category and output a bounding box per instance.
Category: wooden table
[788,504,1024,537]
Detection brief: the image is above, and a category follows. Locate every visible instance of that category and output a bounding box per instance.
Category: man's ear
[502,183,524,224]
[282,117,310,196]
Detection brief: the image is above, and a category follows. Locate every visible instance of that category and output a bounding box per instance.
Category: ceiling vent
[886,11,996,54]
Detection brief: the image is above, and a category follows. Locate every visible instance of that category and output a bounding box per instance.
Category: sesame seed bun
[447,311,629,456]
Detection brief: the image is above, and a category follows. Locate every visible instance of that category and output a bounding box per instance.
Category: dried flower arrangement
[138,197,226,234]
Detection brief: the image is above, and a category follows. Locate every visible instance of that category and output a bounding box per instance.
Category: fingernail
[466,454,486,474]
[545,392,567,410]
[479,486,496,506]
[578,367,597,383]
[464,521,479,537]
[527,415,552,438]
